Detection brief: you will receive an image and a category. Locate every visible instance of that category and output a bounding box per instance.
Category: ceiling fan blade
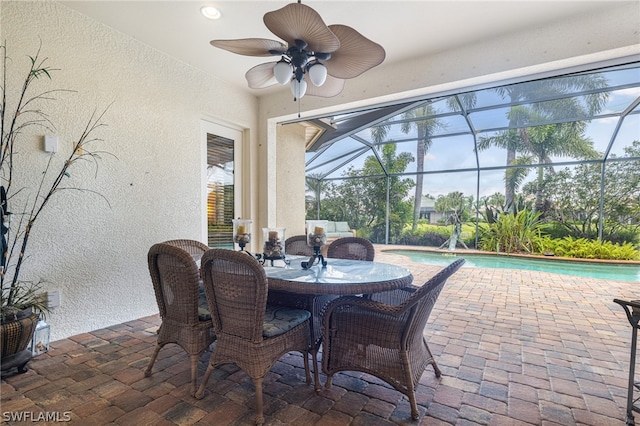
[245,62,279,89]
[324,25,386,79]
[305,74,345,98]
[210,38,286,57]
[264,3,340,53]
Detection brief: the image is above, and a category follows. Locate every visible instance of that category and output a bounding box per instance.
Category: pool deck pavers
[1,245,638,425]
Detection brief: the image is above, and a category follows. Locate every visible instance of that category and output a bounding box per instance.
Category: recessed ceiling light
[201,6,221,20]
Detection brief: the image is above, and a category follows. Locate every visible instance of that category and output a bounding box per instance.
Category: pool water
[387,250,640,283]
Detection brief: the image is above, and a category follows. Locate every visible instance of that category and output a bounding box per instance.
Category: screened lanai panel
[589,114,639,158]
[306,137,368,169]
[468,107,511,133]
[599,87,640,115]
[541,163,604,225]
[354,113,471,143]
[612,116,640,159]
[416,135,477,173]
[468,104,601,132]
[302,62,639,182]
[587,117,623,158]
[475,131,511,168]
[306,151,366,178]
[468,73,605,111]
[612,114,640,157]
[601,66,640,95]
[425,170,477,198]
[478,169,511,198]
[429,96,463,114]
[392,139,419,174]
[322,143,416,179]
[461,65,637,118]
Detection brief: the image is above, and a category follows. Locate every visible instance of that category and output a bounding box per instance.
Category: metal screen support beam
[598,96,640,241]
[316,180,321,220]
[454,95,481,248]
[385,176,390,244]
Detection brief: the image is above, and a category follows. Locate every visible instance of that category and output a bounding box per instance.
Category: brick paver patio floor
[1,245,638,425]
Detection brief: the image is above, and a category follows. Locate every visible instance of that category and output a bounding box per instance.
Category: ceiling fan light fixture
[274,60,293,85]
[200,6,221,20]
[307,62,327,87]
[209,2,385,100]
[291,78,307,100]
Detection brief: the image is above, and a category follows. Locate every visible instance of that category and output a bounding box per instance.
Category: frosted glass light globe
[308,63,327,87]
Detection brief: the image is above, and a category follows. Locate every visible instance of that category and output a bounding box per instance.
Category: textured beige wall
[1,1,257,340]
[275,124,307,239]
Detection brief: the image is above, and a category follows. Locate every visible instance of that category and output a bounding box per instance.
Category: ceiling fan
[210,1,386,100]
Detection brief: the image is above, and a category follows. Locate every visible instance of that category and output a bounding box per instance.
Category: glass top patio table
[263,257,413,295]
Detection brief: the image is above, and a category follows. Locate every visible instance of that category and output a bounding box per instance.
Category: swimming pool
[387,250,640,283]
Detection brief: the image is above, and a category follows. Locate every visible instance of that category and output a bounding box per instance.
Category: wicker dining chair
[163,238,210,306]
[284,234,314,256]
[145,243,216,396]
[269,234,333,390]
[322,258,465,420]
[194,249,311,425]
[326,236,375,261]
[163,238,209,259]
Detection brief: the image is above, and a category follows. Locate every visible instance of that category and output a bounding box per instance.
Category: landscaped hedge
[538,236,639,261]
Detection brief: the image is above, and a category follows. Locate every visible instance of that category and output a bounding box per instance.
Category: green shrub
[479,209,546,254]
[543,236,639,260]
[544,221,639,247]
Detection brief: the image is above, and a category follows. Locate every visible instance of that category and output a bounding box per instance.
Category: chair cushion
[198,307,211,321]
[325,221,336,233]
[335,222,350,232]
[263,305,311,337]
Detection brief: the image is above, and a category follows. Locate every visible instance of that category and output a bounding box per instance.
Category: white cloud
[612,87,640,99]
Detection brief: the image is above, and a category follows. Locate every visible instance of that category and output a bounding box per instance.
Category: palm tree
[479,74,609,212]
[400,104,445,231]
[479,113,600,212]
[305,173,330,219]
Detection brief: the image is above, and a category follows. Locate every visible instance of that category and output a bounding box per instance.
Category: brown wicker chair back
[201,249,269,342]
[326,237,375,261]
[195,249,311,424]
[284,234,314,256]
[145,243,216,396]
[322,258,465,420]
[163,238,209,257]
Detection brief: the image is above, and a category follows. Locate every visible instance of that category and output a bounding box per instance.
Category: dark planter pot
[0,310,39,376]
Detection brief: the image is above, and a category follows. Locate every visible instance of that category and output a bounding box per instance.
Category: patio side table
[614,298,640,425]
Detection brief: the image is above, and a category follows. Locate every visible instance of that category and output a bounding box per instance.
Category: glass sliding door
[201,120,243,249]
[206,133,234,248]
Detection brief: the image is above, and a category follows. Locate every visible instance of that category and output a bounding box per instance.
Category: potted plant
[0,43,109,375]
